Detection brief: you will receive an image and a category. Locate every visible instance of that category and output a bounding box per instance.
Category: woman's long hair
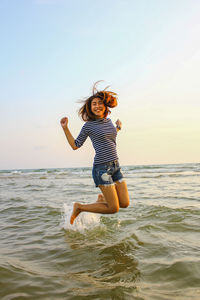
[78,81,118,121]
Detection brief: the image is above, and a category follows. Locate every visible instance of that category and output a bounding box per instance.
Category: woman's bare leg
[96,194,106,203]
[70,181,130,225]
[115,180,130,208]
[70,185,119,224]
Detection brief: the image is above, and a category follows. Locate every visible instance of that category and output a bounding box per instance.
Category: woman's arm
[60,117,78,150]
[115,119,122,132]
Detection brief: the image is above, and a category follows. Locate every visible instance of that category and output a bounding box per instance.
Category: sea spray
[62,203,101,233]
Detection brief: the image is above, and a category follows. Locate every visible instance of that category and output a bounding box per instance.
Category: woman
[60,83,130,225]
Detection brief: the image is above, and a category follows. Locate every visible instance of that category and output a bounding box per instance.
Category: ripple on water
[0,164,200,300]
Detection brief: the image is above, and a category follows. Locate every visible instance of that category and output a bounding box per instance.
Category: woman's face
[91,98,106,119]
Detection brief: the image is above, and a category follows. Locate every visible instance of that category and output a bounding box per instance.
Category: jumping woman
[60,82,130,225]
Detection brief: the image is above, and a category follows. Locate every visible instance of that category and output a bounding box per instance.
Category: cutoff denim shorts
[92,160,124,187]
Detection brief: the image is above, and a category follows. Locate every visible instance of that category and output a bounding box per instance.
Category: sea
[0,163,200,300]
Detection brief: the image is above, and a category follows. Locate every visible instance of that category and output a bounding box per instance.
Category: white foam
[62,203,101,233]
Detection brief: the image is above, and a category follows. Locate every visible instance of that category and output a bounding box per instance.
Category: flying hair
[78,81,118,121]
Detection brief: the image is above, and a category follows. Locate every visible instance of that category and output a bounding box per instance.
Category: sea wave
[0,163,200,299]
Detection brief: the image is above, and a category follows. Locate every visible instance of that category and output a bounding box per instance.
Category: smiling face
[91,97,106,119]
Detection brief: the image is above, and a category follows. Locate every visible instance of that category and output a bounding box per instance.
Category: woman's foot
[96,194,105,203]
[70,202,81,225]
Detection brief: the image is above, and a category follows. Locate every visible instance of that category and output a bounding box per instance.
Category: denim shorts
[92,160,124,187]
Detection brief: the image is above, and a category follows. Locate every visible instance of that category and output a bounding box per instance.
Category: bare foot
[96,194,106,203]
[70,203,81,225]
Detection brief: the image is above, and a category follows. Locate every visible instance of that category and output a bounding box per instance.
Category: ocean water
[0,163,200,300]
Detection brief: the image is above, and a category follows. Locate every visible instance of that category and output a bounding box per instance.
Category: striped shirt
[74,118,118,165]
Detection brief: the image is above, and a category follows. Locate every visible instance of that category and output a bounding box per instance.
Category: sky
[0,0,200,169]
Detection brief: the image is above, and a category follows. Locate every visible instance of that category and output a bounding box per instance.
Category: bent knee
[109,205,119,214]
[120,200,130,208]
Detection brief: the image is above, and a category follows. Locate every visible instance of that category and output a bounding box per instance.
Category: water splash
[62,203,101,233]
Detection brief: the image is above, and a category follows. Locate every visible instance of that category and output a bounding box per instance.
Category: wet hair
[78,81,118,121]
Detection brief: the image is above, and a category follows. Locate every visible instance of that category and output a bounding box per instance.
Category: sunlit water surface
[0,163,200,299]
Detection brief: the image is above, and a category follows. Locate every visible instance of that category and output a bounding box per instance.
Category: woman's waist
[93,159,119,168]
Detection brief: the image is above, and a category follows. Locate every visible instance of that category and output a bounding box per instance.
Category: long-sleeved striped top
[74,118,118,165]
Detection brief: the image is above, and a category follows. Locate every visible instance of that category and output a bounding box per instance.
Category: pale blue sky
[1,0,200,169]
